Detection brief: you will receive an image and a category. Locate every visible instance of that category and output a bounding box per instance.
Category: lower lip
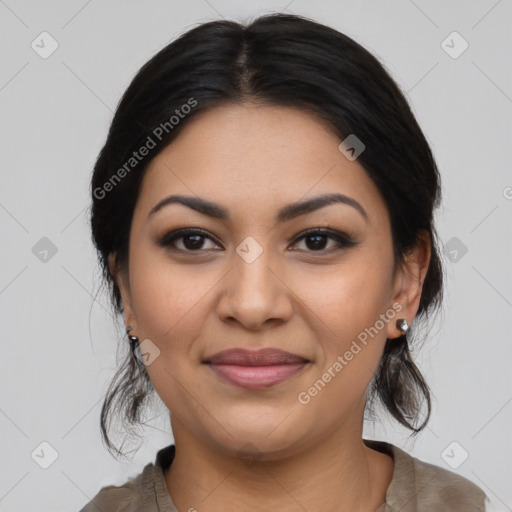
[207,363,308,389]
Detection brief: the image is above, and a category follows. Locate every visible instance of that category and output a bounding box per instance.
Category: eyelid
[290,228,358,253]
[291,227,356,243]
[156,227,222,251]
[156,226,358,255]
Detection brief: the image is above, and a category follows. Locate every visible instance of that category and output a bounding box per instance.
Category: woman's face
[112,102,428,459]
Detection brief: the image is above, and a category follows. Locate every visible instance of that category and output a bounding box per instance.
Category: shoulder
[78,462,155,512]
[388,443,488,511]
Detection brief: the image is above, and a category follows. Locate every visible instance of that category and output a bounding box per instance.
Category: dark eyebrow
[147,193,368,223]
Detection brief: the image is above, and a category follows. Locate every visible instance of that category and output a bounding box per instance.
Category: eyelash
[157,227,358,254]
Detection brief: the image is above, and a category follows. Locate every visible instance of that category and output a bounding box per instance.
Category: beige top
[79,439,488,511]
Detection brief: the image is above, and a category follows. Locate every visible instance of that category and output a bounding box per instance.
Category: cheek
[293,272,390,417]
[132,265,208,339]
[129,248,219,345]
[128,253,216,408]
[288,251,393,398]
[294,254,392,340]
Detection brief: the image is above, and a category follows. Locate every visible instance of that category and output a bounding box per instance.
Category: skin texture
[109,102,431,511]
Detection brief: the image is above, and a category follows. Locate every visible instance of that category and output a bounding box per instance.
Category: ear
[386,230,431,339]
[108,252,137,330]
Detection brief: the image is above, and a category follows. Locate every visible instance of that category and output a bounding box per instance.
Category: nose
[216,246,294,331]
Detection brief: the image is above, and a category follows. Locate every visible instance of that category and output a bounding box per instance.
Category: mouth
[203,348,310,390]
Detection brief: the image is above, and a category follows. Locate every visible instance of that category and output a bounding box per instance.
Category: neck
[164,416,392,512]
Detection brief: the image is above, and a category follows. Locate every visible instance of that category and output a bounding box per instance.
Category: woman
[81,13,488,512]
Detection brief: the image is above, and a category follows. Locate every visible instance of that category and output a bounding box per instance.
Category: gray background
[0,1,511,511]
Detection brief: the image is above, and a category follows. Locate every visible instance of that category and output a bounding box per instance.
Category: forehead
[136,102,388,225]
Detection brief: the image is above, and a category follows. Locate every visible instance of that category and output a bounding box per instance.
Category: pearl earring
[126,325,139,353]
[396,318,409,335]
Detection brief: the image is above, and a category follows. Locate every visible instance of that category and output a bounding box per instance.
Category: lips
[204,348,310,389]
[205,348,309,366]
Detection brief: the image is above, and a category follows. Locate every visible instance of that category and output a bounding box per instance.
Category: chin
[205,418,309,462]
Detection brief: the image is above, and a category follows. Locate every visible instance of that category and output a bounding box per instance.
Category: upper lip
[204,348,309,366]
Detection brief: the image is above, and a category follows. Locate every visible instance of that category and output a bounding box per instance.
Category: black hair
[89,12,444,459]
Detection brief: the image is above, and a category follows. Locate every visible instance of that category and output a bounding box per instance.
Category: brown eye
[291,229,357,253]
[157,229,221,252]
[157,227,357,255]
